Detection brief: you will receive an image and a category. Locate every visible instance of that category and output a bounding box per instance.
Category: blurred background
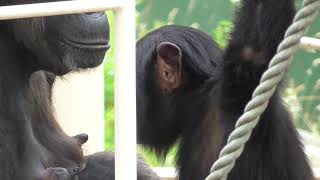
[104,0,320,168]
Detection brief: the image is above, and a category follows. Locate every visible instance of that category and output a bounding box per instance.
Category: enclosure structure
[0,0,320,180]
[0,1,136,180]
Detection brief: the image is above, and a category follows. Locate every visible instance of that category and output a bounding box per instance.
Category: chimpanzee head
[136,25,222,147]
[1,0,110,75]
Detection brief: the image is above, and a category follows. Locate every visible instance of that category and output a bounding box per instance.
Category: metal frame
[0,1,319,180]
[0,1,136,180]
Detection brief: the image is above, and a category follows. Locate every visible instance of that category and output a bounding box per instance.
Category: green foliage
[283,33,320,136]
[212,20,233,49]
[104,11,115,108]
[138,146,178,167]
[105,107,115,150]
[104,11,115,150]
[104,57,115,108]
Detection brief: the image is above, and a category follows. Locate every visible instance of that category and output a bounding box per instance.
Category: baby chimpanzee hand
[41,167,72,180]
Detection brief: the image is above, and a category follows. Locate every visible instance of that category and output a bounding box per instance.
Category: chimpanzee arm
[220,1,315,180]
[222,0,295,108]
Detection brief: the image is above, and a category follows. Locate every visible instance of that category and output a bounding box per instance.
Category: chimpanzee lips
[63,38,110,51]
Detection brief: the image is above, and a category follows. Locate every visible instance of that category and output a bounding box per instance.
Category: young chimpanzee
[28,72,160,180]
[78,151,160,180]
[136,0,315,179]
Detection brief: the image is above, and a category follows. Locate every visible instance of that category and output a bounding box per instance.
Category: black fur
[0,0,109,179]
[29,72,160,180]
[78,152,160,180]
[29,71,84,168]
[136,0,315,179]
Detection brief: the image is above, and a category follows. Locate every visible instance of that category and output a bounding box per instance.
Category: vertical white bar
[114,0,137,180]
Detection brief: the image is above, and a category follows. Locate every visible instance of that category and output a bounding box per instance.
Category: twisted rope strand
[205,0,320,179]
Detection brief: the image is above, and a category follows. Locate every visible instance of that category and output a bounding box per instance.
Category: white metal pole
[0,0,123,20]
[114,0,137,179]
[300,37,320,51]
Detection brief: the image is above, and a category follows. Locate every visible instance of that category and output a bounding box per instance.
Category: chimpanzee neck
[177,81,224,179]
[178,79,222,130]
[0,34,43,180]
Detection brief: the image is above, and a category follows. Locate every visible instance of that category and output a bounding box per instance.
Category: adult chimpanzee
[0,0,109,179]
[0,0,158,179]
[136,0,315,179]
[28,72,160,180]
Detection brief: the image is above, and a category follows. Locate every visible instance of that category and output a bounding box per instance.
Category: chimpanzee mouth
[63,38,110,51]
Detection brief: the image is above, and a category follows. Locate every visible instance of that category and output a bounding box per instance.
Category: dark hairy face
[3,0,110,75]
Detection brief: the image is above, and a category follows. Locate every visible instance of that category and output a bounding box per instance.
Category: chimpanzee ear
[156,42,182,93]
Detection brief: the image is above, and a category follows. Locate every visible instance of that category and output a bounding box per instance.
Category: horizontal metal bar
[0,0,124,20]
[300,36,320,51]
